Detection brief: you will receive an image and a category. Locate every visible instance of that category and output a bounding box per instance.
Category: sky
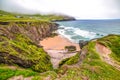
[0,0,120,19]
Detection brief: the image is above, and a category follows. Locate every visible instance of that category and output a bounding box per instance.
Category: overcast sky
[0,0,120,19]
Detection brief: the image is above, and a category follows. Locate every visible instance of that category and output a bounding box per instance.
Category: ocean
[56,19,120,43]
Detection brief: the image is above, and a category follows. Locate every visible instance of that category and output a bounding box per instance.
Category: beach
[40,35,80,68]
[40,35,80,51]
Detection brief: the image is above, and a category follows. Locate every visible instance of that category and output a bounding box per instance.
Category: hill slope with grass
[0,10,120,80]
[0,10,76,80]
[58,34,120,80]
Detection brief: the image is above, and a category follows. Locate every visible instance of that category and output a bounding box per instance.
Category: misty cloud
[0,0,120,19]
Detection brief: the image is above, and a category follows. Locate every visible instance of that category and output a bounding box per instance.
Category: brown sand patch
[40,35,80,51]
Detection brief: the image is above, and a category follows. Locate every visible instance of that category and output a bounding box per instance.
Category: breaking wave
[57,25,97,43]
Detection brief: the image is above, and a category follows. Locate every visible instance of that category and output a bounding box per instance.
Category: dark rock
[0,22,9,25]
[51,15,76,22]
[0,52,33,68]
[58,27,65,29]
[65,45,76,52]
[96,33,100,35]
[0,22,58,44]
[79,40,88,49]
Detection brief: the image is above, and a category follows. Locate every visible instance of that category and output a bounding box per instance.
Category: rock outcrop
[51,15,76,21]
[0,21,58,72]
[79,40,88,49]
[0,21,58,44]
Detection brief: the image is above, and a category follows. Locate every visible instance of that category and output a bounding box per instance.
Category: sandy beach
[39,35,80,68]
[40,35,80,51]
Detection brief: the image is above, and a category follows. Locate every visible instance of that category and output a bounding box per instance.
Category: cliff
[0,21,58,72]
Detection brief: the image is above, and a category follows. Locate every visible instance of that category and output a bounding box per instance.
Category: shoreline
[39,35,80,51]
[39,34,80,68]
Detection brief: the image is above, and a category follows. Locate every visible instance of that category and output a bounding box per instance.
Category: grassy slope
[0,10,56,79]
[0,10,66,80]
[59,53,80,67]
[58,35,120,80]
[0,64,37,80]
[0,64,58,80]
[2,38,120,80]
[0,34,53,72]
[97,34,120,63]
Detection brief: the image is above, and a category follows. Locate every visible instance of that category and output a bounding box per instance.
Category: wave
[57,25,97,43]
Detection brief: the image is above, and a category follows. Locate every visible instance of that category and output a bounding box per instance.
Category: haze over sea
[57,19,120,43]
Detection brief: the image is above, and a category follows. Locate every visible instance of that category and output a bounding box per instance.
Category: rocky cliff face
[0,21,58,72]
[0,21,58,44]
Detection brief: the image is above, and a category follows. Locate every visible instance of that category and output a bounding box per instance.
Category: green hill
[58,34,120,80]
[0,10,75,22]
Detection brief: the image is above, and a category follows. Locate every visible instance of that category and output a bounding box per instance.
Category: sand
[39,35,80,68]
[40,35,80,51]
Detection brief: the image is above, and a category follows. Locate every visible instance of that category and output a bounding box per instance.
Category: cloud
[0,0,120,19]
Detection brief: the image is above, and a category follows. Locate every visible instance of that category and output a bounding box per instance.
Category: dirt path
[46,49,77,68]
[95,43,120,70]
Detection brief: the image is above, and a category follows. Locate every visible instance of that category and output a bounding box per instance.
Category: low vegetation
[0,64,37,80]
[58,41,120,80]
[97,34,120,62]
[59,53,80,67]
[0,34,53,72]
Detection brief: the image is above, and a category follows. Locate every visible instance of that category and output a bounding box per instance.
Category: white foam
[57,25,97,43]
[74,28,96,39]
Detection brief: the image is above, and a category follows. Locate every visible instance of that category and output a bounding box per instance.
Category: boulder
[79,40,88,49]
[65,45,76,52]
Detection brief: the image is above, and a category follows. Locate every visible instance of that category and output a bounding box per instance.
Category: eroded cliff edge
[0,21,58,72]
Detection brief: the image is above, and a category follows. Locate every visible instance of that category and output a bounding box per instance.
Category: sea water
[56,19,120,43]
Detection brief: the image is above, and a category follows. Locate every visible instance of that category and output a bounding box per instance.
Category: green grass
[58,41,120,80]
[97,34,120,63]
[0,64,57,80]
[0,65,37,80]
[0,34,53,72]
[59,53,80,67]
[32,71,57,80]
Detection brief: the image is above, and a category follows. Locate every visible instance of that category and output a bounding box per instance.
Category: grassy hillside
[0,10,75,80]
[97,34,120,63]
[0,10,75,22]
[0,34,53,72]
[0,20,58,78]
[58,35,120,80]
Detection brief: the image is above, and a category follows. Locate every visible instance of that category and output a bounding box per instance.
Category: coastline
[40,35,80,51]
[39,34,80,68]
